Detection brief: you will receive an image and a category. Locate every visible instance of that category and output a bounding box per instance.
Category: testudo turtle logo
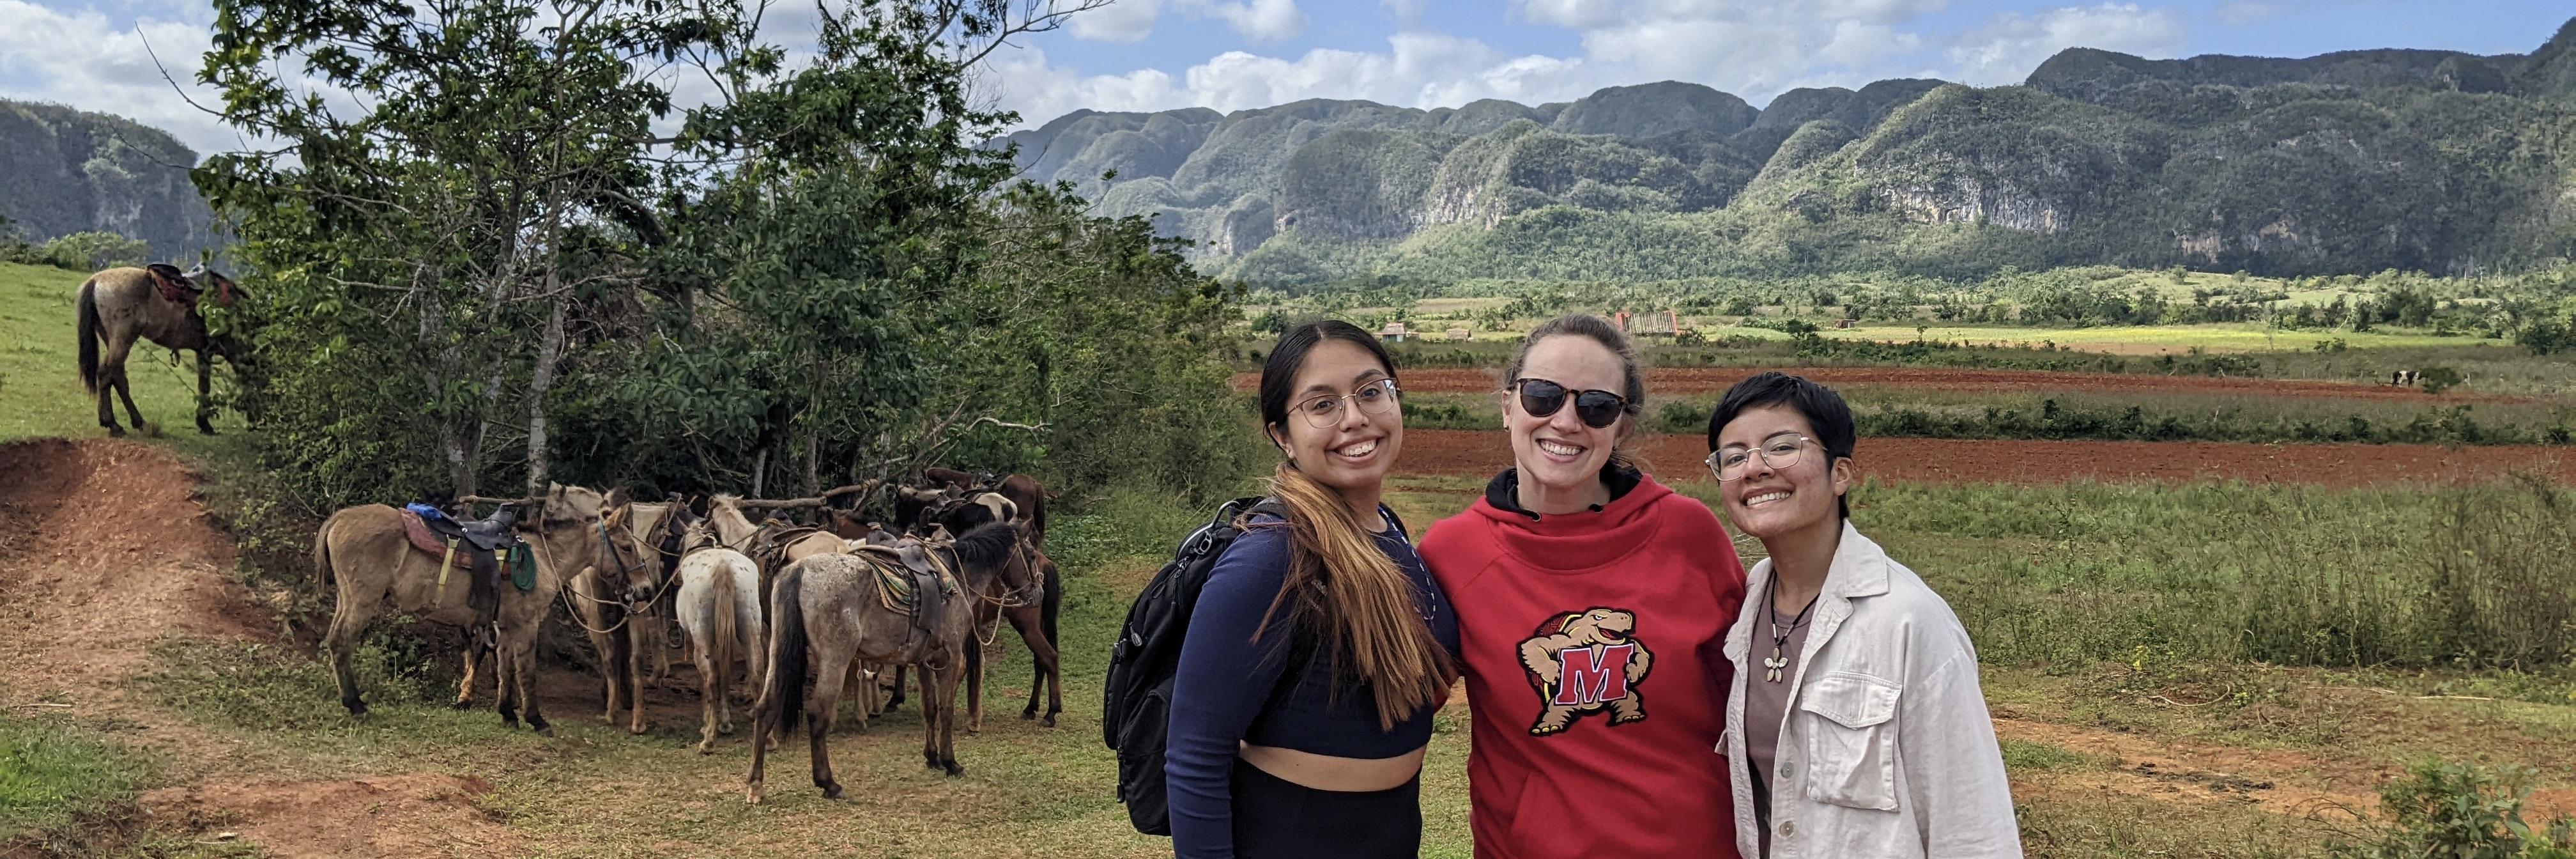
[1516,607,1653,735]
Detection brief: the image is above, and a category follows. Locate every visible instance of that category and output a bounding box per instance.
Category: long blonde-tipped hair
[1253,320,1457,730]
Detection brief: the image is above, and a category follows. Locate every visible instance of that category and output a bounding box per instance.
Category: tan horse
[746,522,1041,801]
[75,265,249,437]
[565,500,686,734]
[313,484,646,734]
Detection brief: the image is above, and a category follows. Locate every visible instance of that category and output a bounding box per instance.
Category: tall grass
[0,714,150,848]
[1673,477,2576,673]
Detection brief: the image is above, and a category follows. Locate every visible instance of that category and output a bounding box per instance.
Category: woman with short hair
[1708,371,2020,858]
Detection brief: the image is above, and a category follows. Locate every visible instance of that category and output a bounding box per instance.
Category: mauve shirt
[1744,586,1816,858]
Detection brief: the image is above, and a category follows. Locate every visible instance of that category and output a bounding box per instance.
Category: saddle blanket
[399,509,448,556]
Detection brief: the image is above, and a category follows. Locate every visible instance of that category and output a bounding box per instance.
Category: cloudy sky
[3,0,2568,156]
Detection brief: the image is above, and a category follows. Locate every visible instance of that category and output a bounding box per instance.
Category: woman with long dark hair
[1164,320,1460,859]
[1418,314,1748,859]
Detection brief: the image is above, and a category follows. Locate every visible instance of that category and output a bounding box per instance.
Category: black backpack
[1102,495,1406,835]
[1103,495,1276,835]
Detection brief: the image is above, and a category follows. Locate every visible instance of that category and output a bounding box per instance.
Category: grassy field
[18,476,2550,857]
[1805,323,2476,353]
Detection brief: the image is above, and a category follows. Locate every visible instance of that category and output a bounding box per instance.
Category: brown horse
[566,500,687,734]
[746,522,1040,801]
[629,499,687,688]
[926,495,1064,731]
[75,264,249,437]
[313,484,646,734]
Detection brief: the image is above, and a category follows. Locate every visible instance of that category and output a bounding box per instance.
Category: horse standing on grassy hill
[312,484,647,734]
[75,264,250,437]
[746,522,1041,801]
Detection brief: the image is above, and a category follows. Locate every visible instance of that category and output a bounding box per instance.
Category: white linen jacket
[1721,522,2021,858]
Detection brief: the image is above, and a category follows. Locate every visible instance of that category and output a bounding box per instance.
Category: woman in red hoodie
[1418,314,1749,858]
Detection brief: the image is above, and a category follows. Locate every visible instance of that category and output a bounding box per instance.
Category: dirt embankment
[0,439,520,857]
[1396,429,2576,488]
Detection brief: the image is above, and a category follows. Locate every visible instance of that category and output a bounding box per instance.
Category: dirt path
[1234,368,2529,402]
[0,439,520,857]
[1991,715,2380,820]
[1395,430,2576,487]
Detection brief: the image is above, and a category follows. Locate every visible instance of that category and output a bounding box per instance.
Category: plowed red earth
[1235,368,2520,402]
[1395,430,2576,488]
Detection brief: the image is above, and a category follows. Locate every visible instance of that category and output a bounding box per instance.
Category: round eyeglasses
[1707,432,1814,481]
[1294,378,1403,428]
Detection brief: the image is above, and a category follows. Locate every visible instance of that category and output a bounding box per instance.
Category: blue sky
[4,0,2570,155]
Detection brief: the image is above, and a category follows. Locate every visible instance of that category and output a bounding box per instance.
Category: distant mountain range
[996,17,2576,284]
[0,100,218,263]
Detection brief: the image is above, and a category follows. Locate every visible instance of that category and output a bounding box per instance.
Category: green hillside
[0,100,220,263]
[997,17,2576,286]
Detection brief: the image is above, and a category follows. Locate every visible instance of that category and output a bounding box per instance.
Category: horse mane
[948,521,1023,570]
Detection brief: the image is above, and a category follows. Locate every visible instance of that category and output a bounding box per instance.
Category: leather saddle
[399,504,524,649]
[146,263,203,306]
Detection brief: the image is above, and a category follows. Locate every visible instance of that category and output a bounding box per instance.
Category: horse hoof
[697,743,716,755]
[1042,715,1058,729]
[1020,709,1037,721]
[944,762,964,778]
[820,782,843,800]
[629,724,648,736]
[746,785,765,805]
[533,724,554,737]
[105,426,126,438]
[452,699,476,711]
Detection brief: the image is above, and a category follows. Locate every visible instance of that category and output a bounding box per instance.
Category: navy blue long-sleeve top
[1165,509,1460,858]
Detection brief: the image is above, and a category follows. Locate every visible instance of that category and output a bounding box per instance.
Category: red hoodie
[1419,468,1747,859]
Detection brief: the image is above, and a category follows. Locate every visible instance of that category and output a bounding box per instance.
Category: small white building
[1379,321,1409,342]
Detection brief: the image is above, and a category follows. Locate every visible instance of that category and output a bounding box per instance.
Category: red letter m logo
[1552,644,1636,706]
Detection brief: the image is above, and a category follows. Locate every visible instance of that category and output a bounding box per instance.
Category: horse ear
[603,486,629,508]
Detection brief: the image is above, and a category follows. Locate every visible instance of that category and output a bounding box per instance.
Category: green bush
[2421,366,2465,394]
[2330,762,2576,859]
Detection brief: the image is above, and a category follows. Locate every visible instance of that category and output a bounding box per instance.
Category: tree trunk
[523,291,571,493]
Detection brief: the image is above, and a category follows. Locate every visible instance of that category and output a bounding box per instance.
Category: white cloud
[1192,0,1307,42]
[979,32,1613,126]
[1946,3,2188,85]
[1384,0,1430,24]
[0,0,245,157]
[1070,0,1160,43]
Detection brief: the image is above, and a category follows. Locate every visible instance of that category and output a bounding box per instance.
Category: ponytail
[1254,461,1457,730]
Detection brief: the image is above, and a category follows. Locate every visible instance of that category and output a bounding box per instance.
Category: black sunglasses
[1511,378,1629,429]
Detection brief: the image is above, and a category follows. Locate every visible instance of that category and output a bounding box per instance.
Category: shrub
[2329,762,2576,859]
[2420,366,2465,394]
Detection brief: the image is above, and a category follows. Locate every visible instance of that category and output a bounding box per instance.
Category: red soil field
[1394,429,2576,488]
[1337,368,2519,402]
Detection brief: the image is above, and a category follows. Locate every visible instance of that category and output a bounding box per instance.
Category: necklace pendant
[1763,647,1788,683]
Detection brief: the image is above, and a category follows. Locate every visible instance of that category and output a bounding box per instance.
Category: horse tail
[1040,560,1062,650]
[763,562,809,733]
[313,511,337,589]
[710,557,739,693]
[77,279,101,395]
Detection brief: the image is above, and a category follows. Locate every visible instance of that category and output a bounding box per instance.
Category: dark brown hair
[1255,320,1456,729]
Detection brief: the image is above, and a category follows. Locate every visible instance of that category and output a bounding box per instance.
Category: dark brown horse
[929,495,1064,730]
[746,522,1039,801]
[76,264,249,437]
